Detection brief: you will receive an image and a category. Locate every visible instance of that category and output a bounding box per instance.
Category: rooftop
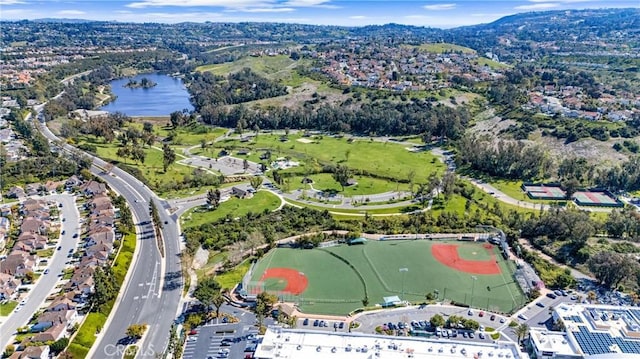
[255,327,525,359]
[554,303,640,356]
[529,330,577,356]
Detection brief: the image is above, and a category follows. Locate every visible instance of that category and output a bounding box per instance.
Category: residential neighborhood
[0,178,119,359]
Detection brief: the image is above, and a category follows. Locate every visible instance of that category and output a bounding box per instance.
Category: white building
[255,327,526,359]
[529,303,640,358]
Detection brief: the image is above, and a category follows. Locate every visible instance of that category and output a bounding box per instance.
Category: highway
[0,194,80,350]
[38,120,182,358]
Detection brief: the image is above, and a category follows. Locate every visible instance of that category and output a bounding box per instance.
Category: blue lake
[100,73,193,116]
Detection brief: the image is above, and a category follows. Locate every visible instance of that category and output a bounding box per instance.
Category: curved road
[38,121,182,358]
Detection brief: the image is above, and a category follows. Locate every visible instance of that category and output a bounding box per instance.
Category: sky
[0,0,637,28]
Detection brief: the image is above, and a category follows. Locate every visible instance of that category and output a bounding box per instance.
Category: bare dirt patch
[192,246,209,270]
[533,131,630,166]
[297,138,313,144]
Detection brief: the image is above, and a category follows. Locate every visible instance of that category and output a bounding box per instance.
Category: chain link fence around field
[427,285,527,315]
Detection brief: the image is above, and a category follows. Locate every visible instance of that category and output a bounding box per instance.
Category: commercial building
[529,303,640,358]
[255,327,526,359]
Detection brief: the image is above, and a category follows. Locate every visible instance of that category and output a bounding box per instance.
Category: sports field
[248,240,526,315]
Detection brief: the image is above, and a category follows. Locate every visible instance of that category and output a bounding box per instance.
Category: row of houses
[6,179,118,358]
[0,198,56,302]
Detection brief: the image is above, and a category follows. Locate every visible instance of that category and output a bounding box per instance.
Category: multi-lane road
[38,119,183,358]
[0,194,80,350]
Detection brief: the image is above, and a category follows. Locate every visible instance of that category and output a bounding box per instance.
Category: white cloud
[241,7,295,12]
[56,10,86,16]
[127,0,273,9]
[514,3,560,10]
[423,3,456,11]
[349,15,367,19]
[0,0,26,5]
[528,0,592,2]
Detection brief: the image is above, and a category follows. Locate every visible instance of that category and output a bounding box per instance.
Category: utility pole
[399,267,409,302]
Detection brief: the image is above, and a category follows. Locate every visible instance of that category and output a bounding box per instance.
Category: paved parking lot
[183,323,257,359]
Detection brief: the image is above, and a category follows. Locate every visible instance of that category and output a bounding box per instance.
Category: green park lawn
[182,190,282,228]
[215,260,252,290]
[76,135,199,196]
[288,173,410,196]
[204,133,445,182]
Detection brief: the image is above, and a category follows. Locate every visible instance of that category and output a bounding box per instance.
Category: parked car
[490,314,496,321]
[536,302,545,308]
[303,318,309,326]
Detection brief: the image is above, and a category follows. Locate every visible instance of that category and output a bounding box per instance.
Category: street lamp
[470,276,478,307]
[399,267,409,301]
[434,289,439,301]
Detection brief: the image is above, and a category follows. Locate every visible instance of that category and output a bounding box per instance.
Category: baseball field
[247,240,526,315]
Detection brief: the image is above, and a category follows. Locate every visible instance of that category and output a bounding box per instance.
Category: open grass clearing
[215,260,252,290]
[288,173,410,196]
[182,190,282,229]
[209,133,445,181]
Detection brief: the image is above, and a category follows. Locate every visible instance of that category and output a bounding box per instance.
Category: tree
[206,189,221,209]
[116,146,131,163]
[49,337,69,354]
[515,323,530,343]
[332,165,351,192]
[430,314,445,328]
[193,277,222,311]
[130,146,146,164]
[588,251,639,288]
[212,291,226,320]
[561,178,580,200]
[162,144,176,173]
[254,291,277,327]
[90,266,117,312]
[250,176,263,190]
[126,323,147,339]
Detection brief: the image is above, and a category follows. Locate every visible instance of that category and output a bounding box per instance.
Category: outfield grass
[206,134,445,181]
[0,301,18,316]
[250,241,525,315]
[182,191,282,228]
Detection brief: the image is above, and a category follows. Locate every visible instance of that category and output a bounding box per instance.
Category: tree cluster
[89,266,118,313]
[199,99,470,137]
[187,68,288,111]
[456,136,550,180]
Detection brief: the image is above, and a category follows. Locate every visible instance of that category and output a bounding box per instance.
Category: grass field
[415,43,476,54]
[289,173,410,196]
[202,133,445,182]
[0,301,18,316]
[249,240,526,315]
[182,190,282,228]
